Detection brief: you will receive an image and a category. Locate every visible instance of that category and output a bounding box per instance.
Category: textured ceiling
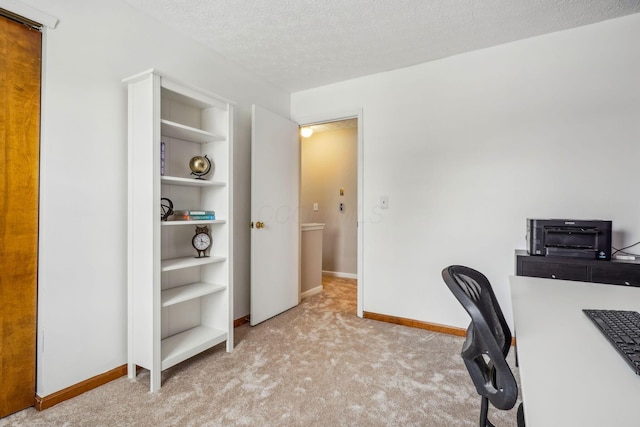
[123,0,640,92]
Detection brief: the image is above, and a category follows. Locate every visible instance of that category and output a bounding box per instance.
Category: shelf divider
[161,176,226,187]
[161,325,227,370]
[162,219,227,226]
[161,119,225,143]
[162,282,226,307]
[161,256,226,272]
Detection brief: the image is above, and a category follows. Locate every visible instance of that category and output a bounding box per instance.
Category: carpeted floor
[1,276,521,426]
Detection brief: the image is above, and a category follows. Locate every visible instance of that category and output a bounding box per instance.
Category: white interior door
[250,105,300,325]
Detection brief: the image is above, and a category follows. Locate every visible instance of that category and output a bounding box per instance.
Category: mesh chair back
[442,265,518,411]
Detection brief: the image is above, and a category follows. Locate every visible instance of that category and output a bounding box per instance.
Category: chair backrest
[442,265,518,411]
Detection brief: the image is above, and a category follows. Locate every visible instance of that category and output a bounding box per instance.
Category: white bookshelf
[125,69,234,392]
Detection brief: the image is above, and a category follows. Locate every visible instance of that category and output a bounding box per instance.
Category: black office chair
[441,265,524,427]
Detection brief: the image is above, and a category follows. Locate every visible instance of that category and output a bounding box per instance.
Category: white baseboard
[322,270,357,279]
[301,286,323,299]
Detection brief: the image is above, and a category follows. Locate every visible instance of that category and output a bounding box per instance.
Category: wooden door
[250,105,300,325]
[0,15,41,417]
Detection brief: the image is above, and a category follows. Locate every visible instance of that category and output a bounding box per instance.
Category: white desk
[510,275,640,427]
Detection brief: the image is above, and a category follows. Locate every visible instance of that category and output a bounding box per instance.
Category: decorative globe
[189,155,213,179]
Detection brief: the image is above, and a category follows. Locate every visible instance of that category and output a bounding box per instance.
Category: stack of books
[169,210,215,221]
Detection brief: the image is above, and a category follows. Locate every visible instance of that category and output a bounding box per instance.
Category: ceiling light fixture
[300,127,313,138]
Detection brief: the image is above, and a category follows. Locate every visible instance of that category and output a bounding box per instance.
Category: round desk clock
[192,225,211,258]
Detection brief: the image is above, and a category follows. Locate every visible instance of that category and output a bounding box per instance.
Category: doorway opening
[299,117,362,316]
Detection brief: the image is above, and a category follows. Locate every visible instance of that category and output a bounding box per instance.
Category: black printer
[526,219,612,260]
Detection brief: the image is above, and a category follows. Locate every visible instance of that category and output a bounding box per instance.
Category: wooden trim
[363,311,467,336]
[33,312,513,411]
[363,311,517,346]
[34,365,127,411]
[234,315,250,328]
[35,317,249,410]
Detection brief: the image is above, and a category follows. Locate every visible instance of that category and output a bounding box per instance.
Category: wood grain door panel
[0,15,41,417]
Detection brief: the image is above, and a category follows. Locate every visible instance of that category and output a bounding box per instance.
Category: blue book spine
[188,214,216,220]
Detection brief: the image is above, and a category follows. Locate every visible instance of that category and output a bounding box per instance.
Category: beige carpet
[1,276,521,426]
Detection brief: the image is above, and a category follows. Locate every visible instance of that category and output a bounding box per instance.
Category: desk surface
[510,276,640,427]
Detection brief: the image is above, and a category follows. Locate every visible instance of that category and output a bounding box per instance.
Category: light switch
[340,188,344,196]
[313,202,318,211]
[380,196,389,209]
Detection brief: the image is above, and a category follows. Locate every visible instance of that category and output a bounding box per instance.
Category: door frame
[296,109,364,317]
[0,1,58,28]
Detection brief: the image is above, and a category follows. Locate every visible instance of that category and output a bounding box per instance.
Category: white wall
[18,0,289,396]
[292,14,640,330]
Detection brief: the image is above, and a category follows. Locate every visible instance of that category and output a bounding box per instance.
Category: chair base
[517,402,525,427]
[479,396,496,427]
[479,397,525,427]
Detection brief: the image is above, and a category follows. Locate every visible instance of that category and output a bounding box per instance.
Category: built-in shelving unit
[125,69,234,392]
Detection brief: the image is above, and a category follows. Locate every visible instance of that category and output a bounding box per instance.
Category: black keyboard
[583,309,640,375]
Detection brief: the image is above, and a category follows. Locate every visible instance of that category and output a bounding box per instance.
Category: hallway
[320,274,357,314]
